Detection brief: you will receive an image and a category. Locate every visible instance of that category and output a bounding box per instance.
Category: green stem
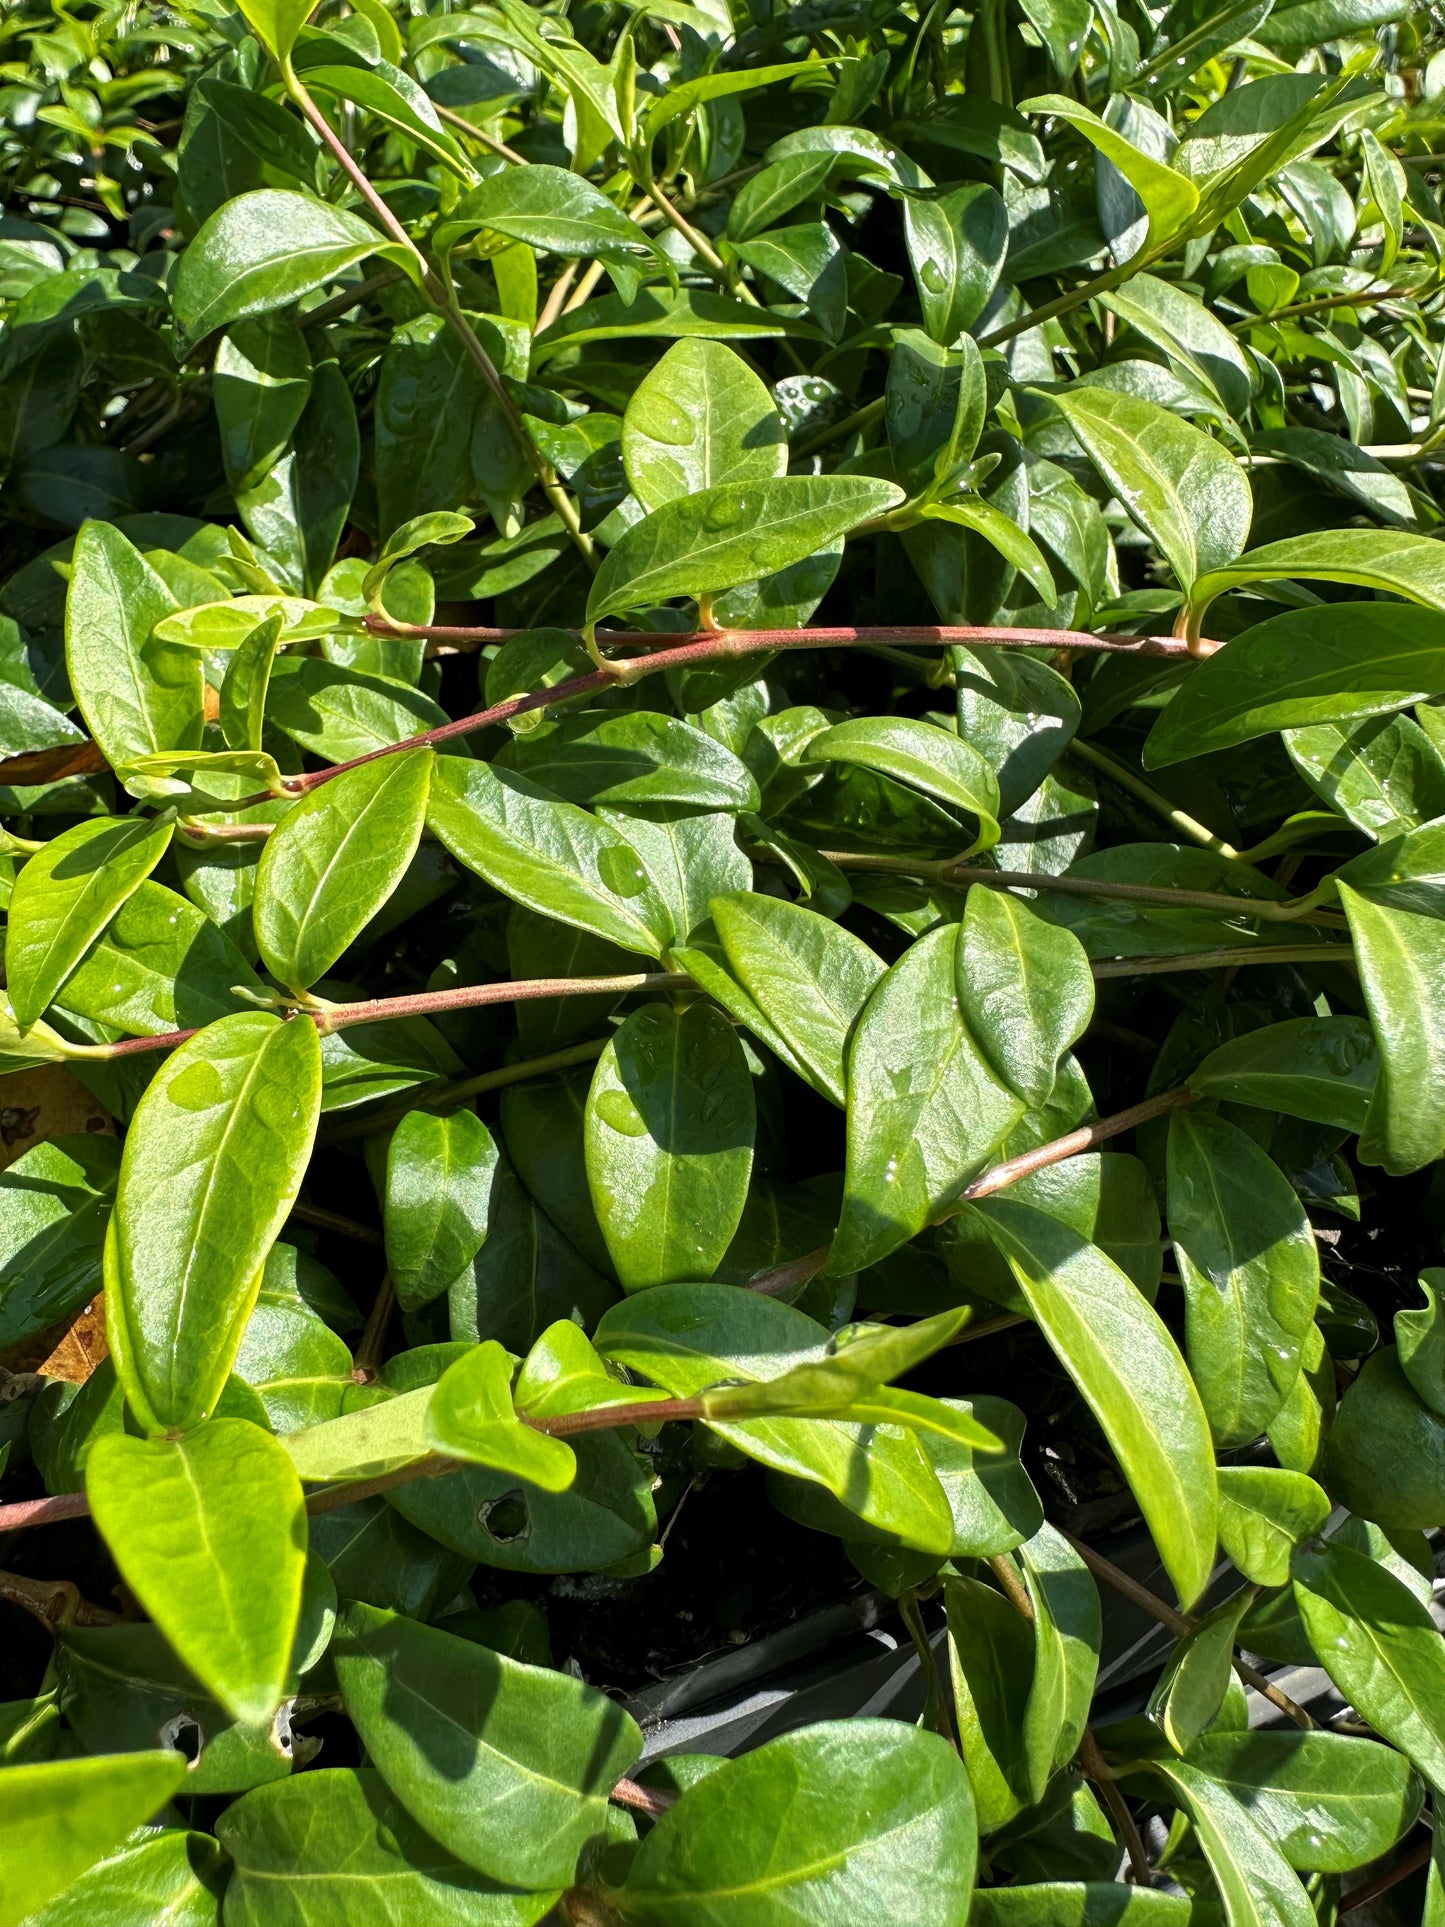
[318,1038,611,1145]
[1067,738,1244,858]
[1090,943,1355,977]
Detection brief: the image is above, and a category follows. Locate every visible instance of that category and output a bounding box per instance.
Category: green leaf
[0,1134,118,1349]
[1145,605,1445,767]
[833,926,1023,1274]
[803,717,1002,851]
[1021,95,1199,247]
[586,476,903,623]
[427,757,674,958]
[1166,1110,1319,1448]
[639,61,816,141]
[1186,1017,1378,1132]
[887,330,987,492]
[284,1384,434,1484]
[254,748,432,992]
[172,191,386,350]
[86,1418,306,1724]
[1292,1541,1445,1794]
[384,1108,498,1313]
[1149,1758,1315,1927]
[235,0,313,59]
[1017,1522,1101,1797]
[213,316,313,497]
[902,182,1009,343]
[595,1285,956,1548]
[333,1602,641,1888]
[968,1198,1218,1608]
[622,339,787,513]
[957,886,1094,1107]
[0,1751,187,1927]
[65,520,203,771]
[1340,883,1445,1174]
[1186,529,1445,630]
[917,499,1059,610]
[1183,1728,1422,1873]
[497,710,758,814]
[438,165,664,290]
[105,1010,323,1434]
[220,611,284,753]
[426,1340,578,1490]
[703,889,884,1106]
[58,878,264,1036]
[16,1827,227,1927]
[266,657,446,762]
[1147,1592,1251,1754]
[1323,1347,1445,1531]
[971,1888,1189,1926]
[1398,1268,1445,1416]
[583,1002,755,1290]
[302,63,472,181]
[5,812,173,1028]
[218,1768,553,1926]
[1044,386,1251,589]
[945,1572,1035,1830]
[607,1720,976,1926]
[533,287,822,364]
[1216,1465,1331,1586]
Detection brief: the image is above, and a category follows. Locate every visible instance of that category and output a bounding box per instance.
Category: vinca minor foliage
[3,0,1445,1917]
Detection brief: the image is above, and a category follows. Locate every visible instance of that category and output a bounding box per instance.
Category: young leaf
[0,1751,187,1927]
[833,926,1023,1274]
[1021,95,1200,247]
[1166,1110,1320,1448]
[254,748,433,992]
[1216,1465,1331,1586]
[425,1341,578,1491]
[5,813,173,1027]
[957,887,1094,1107]
[1292,1541,1445,1794]
[385,1108,498,1313]
[586,476,904,623]
[621,338,787,512]
[583,1002,755,1291]
[1045,386,1251,589]
[105,1011,323,1434]
[234,0,313,60]
[333,1603,642,1889]
[219,611,284,753]
[968,1198,1218,1608]
[427,757,673,958]
[608,1720,976,1927]
[86,1419,307,1724]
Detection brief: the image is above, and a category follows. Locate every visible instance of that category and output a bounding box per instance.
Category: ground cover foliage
[5,0,1445,1916]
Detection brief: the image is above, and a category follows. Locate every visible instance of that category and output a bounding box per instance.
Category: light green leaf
[1340,882,1445,1174]
[16,1827,227,1927]
[0,1751,187,1927]
[1021,95,1199,247]
[1149,1758,1315,1927]
[1293,1541,1445,1795]
[426,1340,578,1490]
[1186,1017,1378,1132]
[586,475,903,623]
[971,1887,1189,1926]
[217,1769,552,1926]
[1167,1110,1319,1449]
[172,191,387,350]
[86,1418,307,1724]
[65,520,202,771]
[621,338,787,512]
[803,716,1002,851]
[1186,529,1445,631]
[957,886,1093,1107]
[254,748,432,992]
[902,181,1008,344]
[833,926,1023,1274]
[969,1198,1217,1608]
[1216,1465,1331,1586]
[1045,386,1251,589]
[1145,605,1445,767]
[583,1002,755,1290]
[333,1602,641,1889]
[427,757,674,958]
[385,1108,498,1313]
[608,1720,976,1926]
[5,812,173,1028]
[105,1011,323,1434]
[918,499,1058,609]
[235,0,313,59]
